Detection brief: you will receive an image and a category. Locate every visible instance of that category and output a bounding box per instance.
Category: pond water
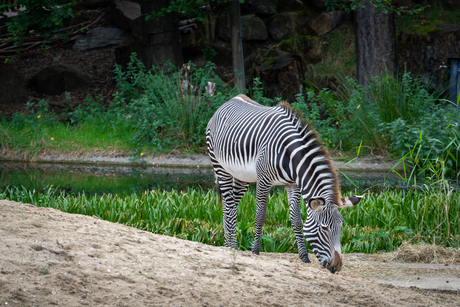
[0,162,409,196]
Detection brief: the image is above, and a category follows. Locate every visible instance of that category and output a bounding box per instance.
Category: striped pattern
[207,94,349,273]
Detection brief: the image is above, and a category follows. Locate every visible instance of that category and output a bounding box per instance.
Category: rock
[109,0,141,31]
[398,23,460,91]
[183,53,207,68]
[216,14,268,41]
[446,0,460,9]
[304,37,323,62]
[242,0,278,14]
[73,27,131,51]
[267,12,313,40]
[30,64,92,95]
[255,54,306,101]
[309,0,329,10]
[181,15,217,55]
[310,11,343,36]
[0,68,29,105]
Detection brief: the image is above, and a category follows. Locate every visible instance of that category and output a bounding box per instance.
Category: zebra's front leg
[218,174,238,250]
[251,180,271,256]
[286,185,311,263]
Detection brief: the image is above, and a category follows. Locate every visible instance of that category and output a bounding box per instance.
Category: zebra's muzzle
[321,260,338,274]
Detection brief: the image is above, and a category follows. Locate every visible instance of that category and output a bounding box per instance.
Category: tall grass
[2,186,459,254]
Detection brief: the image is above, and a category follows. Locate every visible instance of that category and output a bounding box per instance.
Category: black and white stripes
[206,94,362,273]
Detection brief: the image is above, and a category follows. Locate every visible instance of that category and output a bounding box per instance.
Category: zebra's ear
[339,195,364,208]
[308,197,326,211]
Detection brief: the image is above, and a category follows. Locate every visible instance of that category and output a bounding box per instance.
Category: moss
[277,35,320,55]
[295,7,316,17]
[303,78,320,92]
[263,57,277,70]
[411,21,444,36]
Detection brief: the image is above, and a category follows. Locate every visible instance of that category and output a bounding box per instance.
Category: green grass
[0,120,137,158]
[2,186,459,254]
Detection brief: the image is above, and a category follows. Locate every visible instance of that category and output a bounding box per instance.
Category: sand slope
[0,200,458,306]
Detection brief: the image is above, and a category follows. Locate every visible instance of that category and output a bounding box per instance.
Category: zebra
[206,94,363,274]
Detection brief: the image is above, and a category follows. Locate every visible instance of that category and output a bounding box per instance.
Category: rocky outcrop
[73,27,131,51]
[216,14,268,41]
[267,12,313,40]
[255,54,306,101]
[310,11,343,36]
[243,0,278,14]
[0,68,29,105]
[109,0,141,31]
[397,23,460,89]
[30,64,92,95]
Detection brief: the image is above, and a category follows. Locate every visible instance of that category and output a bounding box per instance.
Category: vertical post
[449,58,458,104]
[230,0,245,89]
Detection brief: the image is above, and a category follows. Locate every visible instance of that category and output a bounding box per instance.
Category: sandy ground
[1,200,459,307]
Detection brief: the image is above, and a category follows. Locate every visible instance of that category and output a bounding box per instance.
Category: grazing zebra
[206,94,362,274]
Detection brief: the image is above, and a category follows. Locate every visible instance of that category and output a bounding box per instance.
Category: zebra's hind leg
[286,184,311,263]
[251,180,271,256]
[216,171,238,250]
[233,178,249,206]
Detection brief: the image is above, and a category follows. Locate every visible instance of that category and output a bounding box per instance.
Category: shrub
[0,0,74,47]
[68,54,246,154]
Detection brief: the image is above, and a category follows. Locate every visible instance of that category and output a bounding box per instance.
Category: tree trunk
[140,0,183,69]
[230,0,244,89]
[354,1,397,86]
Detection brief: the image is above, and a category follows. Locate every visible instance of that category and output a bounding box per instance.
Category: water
[0,162,410,196]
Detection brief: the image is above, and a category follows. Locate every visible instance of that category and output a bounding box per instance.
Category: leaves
[0,0,74,47]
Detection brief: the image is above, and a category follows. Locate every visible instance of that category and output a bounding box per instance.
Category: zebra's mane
[278,102,342,204]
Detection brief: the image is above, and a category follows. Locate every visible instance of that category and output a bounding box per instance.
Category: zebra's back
[206,94,295,184]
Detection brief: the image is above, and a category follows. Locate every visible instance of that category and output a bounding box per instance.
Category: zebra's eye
[321,225,329,232]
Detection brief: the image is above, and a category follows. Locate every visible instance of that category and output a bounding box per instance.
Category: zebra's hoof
[301,257,311,263]
[251,250,260,256]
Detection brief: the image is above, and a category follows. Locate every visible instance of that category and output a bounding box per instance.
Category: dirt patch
[0,200,459,306]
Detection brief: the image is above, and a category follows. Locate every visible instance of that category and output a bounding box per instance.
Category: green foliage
[104,54,243,153]
[395,1,460,32]
[0,0,74,47]
[325,0,427,15]
[146,0,234,22]
[411,21,444,35]
[307,72,442,152]
[2,186,459,253]
[291,92,337,148]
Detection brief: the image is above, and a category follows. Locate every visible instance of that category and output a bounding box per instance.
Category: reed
[2,186,459,253]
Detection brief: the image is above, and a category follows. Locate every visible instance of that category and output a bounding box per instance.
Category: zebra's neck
[277,115,340,205]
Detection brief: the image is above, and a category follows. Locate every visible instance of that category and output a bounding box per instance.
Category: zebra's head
[304,195,363,274]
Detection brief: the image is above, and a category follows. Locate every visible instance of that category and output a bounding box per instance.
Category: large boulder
[255,54,306,101]
[0,68,29,105]
[181,15,217,55]
[109,0,141,31]
[397,23,460,89]
[242,0,278,14]
[310,11,343,36]
[73,27,131,51]
[267,12,314,40]
[30,64,92,95]
[446,0,460,9]
[216,14,268,41]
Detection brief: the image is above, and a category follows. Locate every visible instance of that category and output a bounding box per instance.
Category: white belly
[220,159,258,183]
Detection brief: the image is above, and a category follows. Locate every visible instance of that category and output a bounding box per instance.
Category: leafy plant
[0,0,74,47]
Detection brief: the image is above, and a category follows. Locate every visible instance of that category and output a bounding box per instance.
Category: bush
[0,0,74,47]
[68,54,246,154]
